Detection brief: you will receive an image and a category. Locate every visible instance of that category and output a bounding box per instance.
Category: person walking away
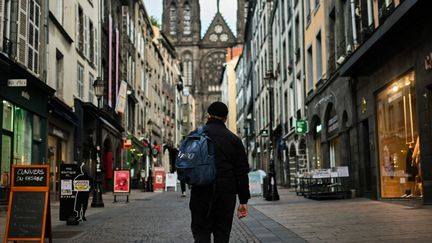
[189,101,250,243]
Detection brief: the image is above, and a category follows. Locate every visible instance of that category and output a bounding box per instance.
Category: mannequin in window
[412,136,422,197]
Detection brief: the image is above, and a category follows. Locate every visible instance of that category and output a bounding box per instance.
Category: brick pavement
[249,188,432,243]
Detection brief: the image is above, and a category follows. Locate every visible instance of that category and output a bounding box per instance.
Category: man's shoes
[181,192,186,197]
[83,216,87,221]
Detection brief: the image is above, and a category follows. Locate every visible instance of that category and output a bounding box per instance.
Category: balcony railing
[378,2,395,24]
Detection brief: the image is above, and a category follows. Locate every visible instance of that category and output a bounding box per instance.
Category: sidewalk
[0,189,158,240]
[248,188,432,243]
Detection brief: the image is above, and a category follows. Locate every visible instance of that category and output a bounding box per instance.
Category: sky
[143,0,238,37]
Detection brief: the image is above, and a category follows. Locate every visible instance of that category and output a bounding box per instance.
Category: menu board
[7,192,46,238]
[4,165,51,243]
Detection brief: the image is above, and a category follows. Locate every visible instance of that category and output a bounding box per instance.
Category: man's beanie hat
[207,101,228,117]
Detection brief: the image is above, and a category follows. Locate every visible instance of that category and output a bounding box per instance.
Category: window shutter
[75,4,79,49]
[17,0,28,65]
[94,27,98,67]
[33,1,40,73]
[84,15,89,58]
[0,0,4,50]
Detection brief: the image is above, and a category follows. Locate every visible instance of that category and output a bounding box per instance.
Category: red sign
[113,170,130,193]
[153,167,165,192]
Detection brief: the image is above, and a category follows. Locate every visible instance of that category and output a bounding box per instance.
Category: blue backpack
[176,126,216,185]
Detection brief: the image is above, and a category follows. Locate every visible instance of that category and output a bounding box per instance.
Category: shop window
[377,71,421,198]
[2,101,13,131]
[13,107,32,164]
[1,135,12,185]
[312,116,322,169]
[33,115,41,141]
[329,136,342,168]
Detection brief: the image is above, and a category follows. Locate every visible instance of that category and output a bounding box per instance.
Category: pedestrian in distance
[180,180,187,197]
[189,101,250,243]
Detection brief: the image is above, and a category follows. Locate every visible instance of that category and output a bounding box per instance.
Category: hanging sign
[295,119,309,134]
[115,80,128,114]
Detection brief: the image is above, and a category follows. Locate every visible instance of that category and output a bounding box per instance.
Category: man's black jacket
[193,118,250,204]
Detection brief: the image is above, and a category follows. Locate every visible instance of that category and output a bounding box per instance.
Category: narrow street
[2,188,431,242]
[49,189,289,243]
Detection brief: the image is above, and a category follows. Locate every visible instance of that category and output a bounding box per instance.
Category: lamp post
[264,71,280,201]
[91,77,105,207]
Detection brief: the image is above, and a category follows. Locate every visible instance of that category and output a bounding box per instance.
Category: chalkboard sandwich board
[4,165,52,243]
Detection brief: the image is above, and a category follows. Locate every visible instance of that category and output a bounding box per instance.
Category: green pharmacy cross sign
[295,119,308,134]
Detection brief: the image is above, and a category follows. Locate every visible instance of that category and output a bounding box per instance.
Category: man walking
[189,101,250,243]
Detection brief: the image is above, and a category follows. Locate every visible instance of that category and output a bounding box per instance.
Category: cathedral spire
[217,0,220,13]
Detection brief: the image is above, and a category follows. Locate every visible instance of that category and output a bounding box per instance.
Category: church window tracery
[183,53,193,86]
[170,4,177,35]
[183,3,191,35]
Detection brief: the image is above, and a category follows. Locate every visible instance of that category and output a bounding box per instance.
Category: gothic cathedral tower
[162,0,201,95]
[236,0,249,44]
[162,0,201,45]
[162,0,239,125]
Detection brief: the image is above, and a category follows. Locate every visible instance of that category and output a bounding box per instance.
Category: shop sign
[425,52,432,70]
[21,91,30,100]
[52,127,64,139]
[113,170,130,193]
[314,94,333,109]
[295,119,309,134]
[7,79,27,87]
[328,115,339,134]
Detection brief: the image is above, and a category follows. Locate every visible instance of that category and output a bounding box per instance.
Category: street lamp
[91,77,105,207]
[264,71,280,201]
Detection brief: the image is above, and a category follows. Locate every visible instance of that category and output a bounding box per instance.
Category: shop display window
[13,107,32,164]
[377,71,422,198]
[1,101,43,170]
[1,135,11,186]
[2,101,13,131]
[329,136,342,168]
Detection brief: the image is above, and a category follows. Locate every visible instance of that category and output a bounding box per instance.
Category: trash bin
[262,176,269,199]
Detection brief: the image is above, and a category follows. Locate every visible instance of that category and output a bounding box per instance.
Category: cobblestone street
[49,190,263,243]
[2,188,432,242]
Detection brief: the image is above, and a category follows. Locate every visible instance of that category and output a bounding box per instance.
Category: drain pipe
[44,0,50,83]
[350,0,358,47]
